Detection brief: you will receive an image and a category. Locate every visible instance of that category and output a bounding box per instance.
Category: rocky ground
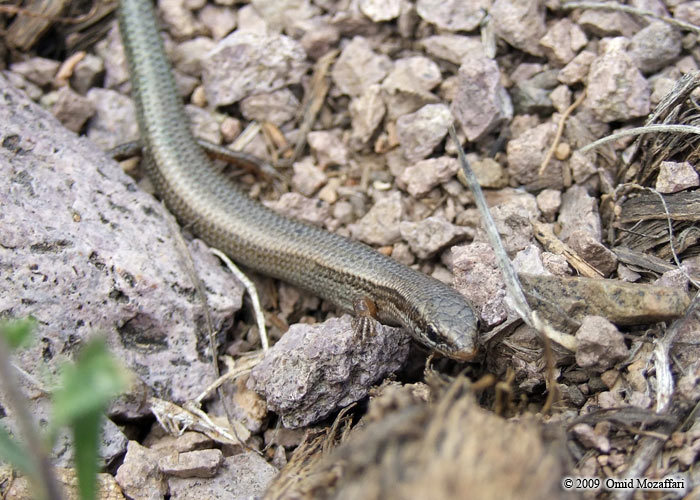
[1,0,699,498]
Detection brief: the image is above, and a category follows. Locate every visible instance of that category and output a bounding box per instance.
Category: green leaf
[50,338,128,432]
[0,424,36,478]
[72,412,101,500]
[48,338,128,500]
[0,317,36,350]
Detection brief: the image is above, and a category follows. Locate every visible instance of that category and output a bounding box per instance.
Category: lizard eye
[424,324,441,345]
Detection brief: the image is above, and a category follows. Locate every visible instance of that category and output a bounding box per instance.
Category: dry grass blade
[149,397,251,446]
[449,125,576,413]
[286,49,339,166]
[532,220,604,278]
[264,407,354,500]
[620,71,700,185]
[539,90,586,176]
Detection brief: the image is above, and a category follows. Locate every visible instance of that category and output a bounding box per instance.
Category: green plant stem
[0,335,63,500]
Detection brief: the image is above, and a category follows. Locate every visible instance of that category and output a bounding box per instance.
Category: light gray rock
[677,360,700,405]
[511,69,558,115]
[186,0,207,11]
[95,23,129,90]
[512,244,549,276]
[397,104,452,162]
[650,74,678,106]
[396,156,459,198]
[577,9,641,37]
[558,50,596,85]
[173,37,216,77]
[676,55,698,73]
[185,104,221,144]
[655,268,690,292]
[86,87,139,150]
[452,242,507,328]
[570,149,598,184]
[566,230,617,277]
[202,30,308,106]
[220,116,242,143]
[2,70,42,100]
[575,316,629,372]
[318,178,341,204]
[585,37,650,123]
[381,56,441,120]
[558,185,602,242]
[145,430,214,454]
[550,84,573,113]
[491,0,547,56]
[291,157,327,197]
[263,192,332,229]
[506,121,565,190]
[566,230,618,277]
[397,0,419,37]
[485,196,538,255]
[416,0,488,32]
[1,410,128,469]
[348,191,404,246]
[9,57,59,87]
[539,18,588,66]
[159,449,224,478]
[159,0,205,39]
[300,18,340,60]
[617,263,641,283]
[383,56,442,94]
[248,315,410,427]
[360,0,401,22]
[536,189,561,222]
[197,4,237,40]
[542,252,571,276]
[391,242,415,266]
[400,216,472,259]
[0,75,243,411]
[70,53,105,95]
[51,85,96,133]
[175,71,199,98]
[571,423,611,453]
[629,21,682,74]
[240,88,299,126]
[674,1,700,26]
[419,35,485,65]
[168,453,278,500]
[250,0,317,33]
[332,200,355,224]
[263,427,307,449]
[115,441,167,500]
[237,4,268,31]
[471,157,508,189]
[655,160,699,193]
[308,129,349,168]
[332,36,392,97]
[350,84,386,147]
[451,54,513,142]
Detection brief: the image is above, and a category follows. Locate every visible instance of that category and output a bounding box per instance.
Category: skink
[117,0,479,360]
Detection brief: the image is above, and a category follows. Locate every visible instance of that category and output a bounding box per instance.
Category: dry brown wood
[286,49,339,166]
[616,191,700,224]
[613,246,679,274]
[532,220,604,278]
[5,0,69,50]
[620,72,700,185]
[613,191,700,260]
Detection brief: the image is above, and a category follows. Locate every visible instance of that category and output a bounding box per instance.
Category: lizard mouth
[437,345,478,362]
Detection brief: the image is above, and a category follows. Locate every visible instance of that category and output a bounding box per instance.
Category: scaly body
[117,0,478,360]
